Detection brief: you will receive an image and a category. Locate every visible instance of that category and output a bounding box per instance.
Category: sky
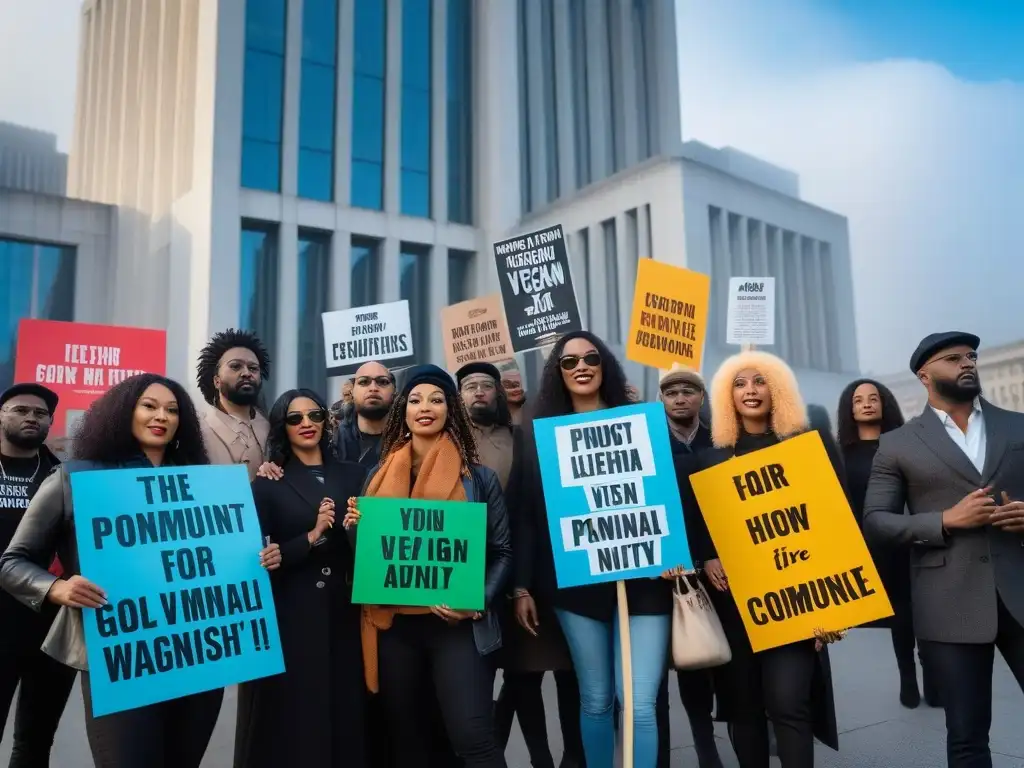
[0,0,1022,376]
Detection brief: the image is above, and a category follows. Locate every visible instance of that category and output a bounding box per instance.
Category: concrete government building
[0,0,860,407]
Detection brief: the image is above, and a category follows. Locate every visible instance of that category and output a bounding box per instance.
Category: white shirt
[931,398,987,473]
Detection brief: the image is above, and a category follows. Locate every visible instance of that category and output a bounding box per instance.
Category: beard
[221,380,260,406]
[3,424,48,451]
[470,402,498,427]
[935,375,982,404]
[356,401,390,422]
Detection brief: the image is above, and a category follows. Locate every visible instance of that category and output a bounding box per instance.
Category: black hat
[400,364,458,400]
[455,362,501,387]
[0,383,59,414]
[909,331,981,373]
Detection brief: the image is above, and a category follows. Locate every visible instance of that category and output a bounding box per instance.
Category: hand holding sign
[344,497,361,529]
[48,574,107,608]
[308,498,335,546]
[259,540,281,571]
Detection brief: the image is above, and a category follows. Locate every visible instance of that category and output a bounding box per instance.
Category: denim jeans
[556,609,671,768]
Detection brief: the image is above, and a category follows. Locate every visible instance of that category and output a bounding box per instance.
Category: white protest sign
[726,277,776,346]
[322,301,416,376]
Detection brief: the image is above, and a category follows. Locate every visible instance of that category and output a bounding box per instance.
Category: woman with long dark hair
[234,388,367,767]
[511,330,676,768]
[343,364,512,767]
[835,379,935,708]
[0,373,238,768]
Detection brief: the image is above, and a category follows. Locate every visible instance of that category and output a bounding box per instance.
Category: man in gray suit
[864,331,1024,768]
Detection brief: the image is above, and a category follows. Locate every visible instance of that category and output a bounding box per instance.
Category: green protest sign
[351,497,487,610]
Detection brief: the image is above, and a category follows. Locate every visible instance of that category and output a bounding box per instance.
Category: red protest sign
[14,319,167,437]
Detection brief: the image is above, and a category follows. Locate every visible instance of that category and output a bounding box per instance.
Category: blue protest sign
[70,464,284,717]
[533,402,692,588]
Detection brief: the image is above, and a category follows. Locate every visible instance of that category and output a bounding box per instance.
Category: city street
[3,628,1022,767]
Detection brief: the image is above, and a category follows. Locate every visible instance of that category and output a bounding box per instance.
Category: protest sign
[14,319,166,437]
[70,464,284,717]
[440,294,513,372]
[493,225,583,353]
[689,431,893,652]
[625,260,710,371]
[533,403,691,588]
[351,497,487,609]
[726,277,776,346]
[322,300,415,376]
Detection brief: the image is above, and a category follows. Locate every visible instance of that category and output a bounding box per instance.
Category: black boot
[899,668,921,709]
[691,721,724,768]
[919,649,942,707]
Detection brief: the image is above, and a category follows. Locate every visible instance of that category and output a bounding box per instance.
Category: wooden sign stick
[616,580,635,768]
[741,343,756,353]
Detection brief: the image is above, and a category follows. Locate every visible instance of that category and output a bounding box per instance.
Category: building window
[400,0,432,218]
[239,222,279,365]
[242,0,287,191]
[517,0,531,214]
[351,236,381,307]
[603,219,620,344]
[299,0,339,201]
[446,0,473,224]
[0,238,76,391]
[400,244,430,360]
[568,0,590,188]
[541,1,559,202]
[447,249,474,304]
[351,0,387,210]
[297,230,332,390]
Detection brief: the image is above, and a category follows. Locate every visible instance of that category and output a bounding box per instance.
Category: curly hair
[836,378,905,447]
[534,331,631,418]
[378,387,480,470]
[72,373,209,465]
[265,389,335,466]
[196,329,271,406]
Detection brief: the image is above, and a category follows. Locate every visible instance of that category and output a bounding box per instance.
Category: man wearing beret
[0,383,76,766]
[864,331,1024,767]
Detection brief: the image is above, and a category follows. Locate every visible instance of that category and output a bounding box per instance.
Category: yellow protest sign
[626,259,710,371]
[689,431,892,652]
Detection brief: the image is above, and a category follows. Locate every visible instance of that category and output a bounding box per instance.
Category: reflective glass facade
[242,0,287,191]
[239,223,280,365]
[297,231,332,390]
[400,244,430,359]
[351,236,381,307]
[0,238,76,391]
[400,0,432,218]
[447,249,473,304]
[351,0,387,210]
[299,0,339,201]
[446,0,472,224]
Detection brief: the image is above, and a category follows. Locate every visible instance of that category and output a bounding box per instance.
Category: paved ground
[3,628,1023,766]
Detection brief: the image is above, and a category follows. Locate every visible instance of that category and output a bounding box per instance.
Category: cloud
[677,0,1024,375]
[0,0,80,150]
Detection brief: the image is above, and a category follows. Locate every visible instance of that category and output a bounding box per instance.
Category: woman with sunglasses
[510,330,678,768]
[234,389,368,768]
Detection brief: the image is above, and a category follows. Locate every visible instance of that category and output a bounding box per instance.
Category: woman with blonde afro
[677,350,841,768]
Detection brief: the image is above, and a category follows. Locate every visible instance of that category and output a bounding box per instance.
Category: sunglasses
[559,352,602,371]
[285,409,327,426]
[355,376,393,388]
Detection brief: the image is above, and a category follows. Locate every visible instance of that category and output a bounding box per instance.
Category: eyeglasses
[285,409,327,426]
[927,351,979,367]
[355,376,393,388]
[559,352,602,371]
[2,406,51,420]
[461,380,496,393]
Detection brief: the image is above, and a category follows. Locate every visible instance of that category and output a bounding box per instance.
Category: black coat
[233,458,368,768]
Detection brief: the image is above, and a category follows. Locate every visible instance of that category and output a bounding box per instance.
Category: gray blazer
[863,399,1024,644]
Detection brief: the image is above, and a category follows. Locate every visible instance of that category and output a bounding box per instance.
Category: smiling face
[405,383,448,438]
[852,382,882,424]
[559,338,603,397]
[285,396,326,449]
[732,368,772,422]
[131,383,180,450]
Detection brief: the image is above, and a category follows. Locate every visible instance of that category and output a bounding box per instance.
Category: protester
[456,361,584,768]
[863,332,1024,767]
[0,373,247,768]
[660,364,712,453]
[344,364,512,767]
[512,330,676,768]
[334,363,395,467]
[677,350,840,767]
[0,383,76,767]
[196,329,271,481]
[837,378,937,709]
[497,360,527,426]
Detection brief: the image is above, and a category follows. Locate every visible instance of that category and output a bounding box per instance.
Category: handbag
[671,572,732,670]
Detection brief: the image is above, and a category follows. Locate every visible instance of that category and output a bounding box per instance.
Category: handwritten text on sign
[689,431,893,652]
[71,464,284,717]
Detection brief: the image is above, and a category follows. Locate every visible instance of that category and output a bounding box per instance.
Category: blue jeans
[555,609,671,768]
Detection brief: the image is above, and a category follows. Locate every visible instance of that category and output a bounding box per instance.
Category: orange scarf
[361,434,469,692]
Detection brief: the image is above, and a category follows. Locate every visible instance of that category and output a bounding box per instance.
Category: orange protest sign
[625,260,710,371]
[689,431,892,652]
[440,294,513,372]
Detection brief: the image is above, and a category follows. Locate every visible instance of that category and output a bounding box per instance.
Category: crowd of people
[0,326,1022,768]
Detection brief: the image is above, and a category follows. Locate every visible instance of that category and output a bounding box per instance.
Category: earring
[172,439,180,450]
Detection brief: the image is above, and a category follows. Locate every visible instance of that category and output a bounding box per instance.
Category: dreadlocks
[196,328,271,406]
[379,388,480,470]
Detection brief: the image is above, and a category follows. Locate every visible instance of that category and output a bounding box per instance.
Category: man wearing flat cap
[864,331,1024,767]
[0,383,76,765]
[456,362,516,489]
[659,363,712,455]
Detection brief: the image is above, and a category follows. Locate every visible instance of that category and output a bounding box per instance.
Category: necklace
[0,453,41,483]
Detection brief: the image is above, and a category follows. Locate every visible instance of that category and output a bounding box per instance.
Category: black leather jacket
[359,462,513,655]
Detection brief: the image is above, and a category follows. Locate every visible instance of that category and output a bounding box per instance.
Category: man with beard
[497,359,526,425]
[336,362,395,467]
[196,329,271,481]
[864,332,1024,767]
[0,383,76,766]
